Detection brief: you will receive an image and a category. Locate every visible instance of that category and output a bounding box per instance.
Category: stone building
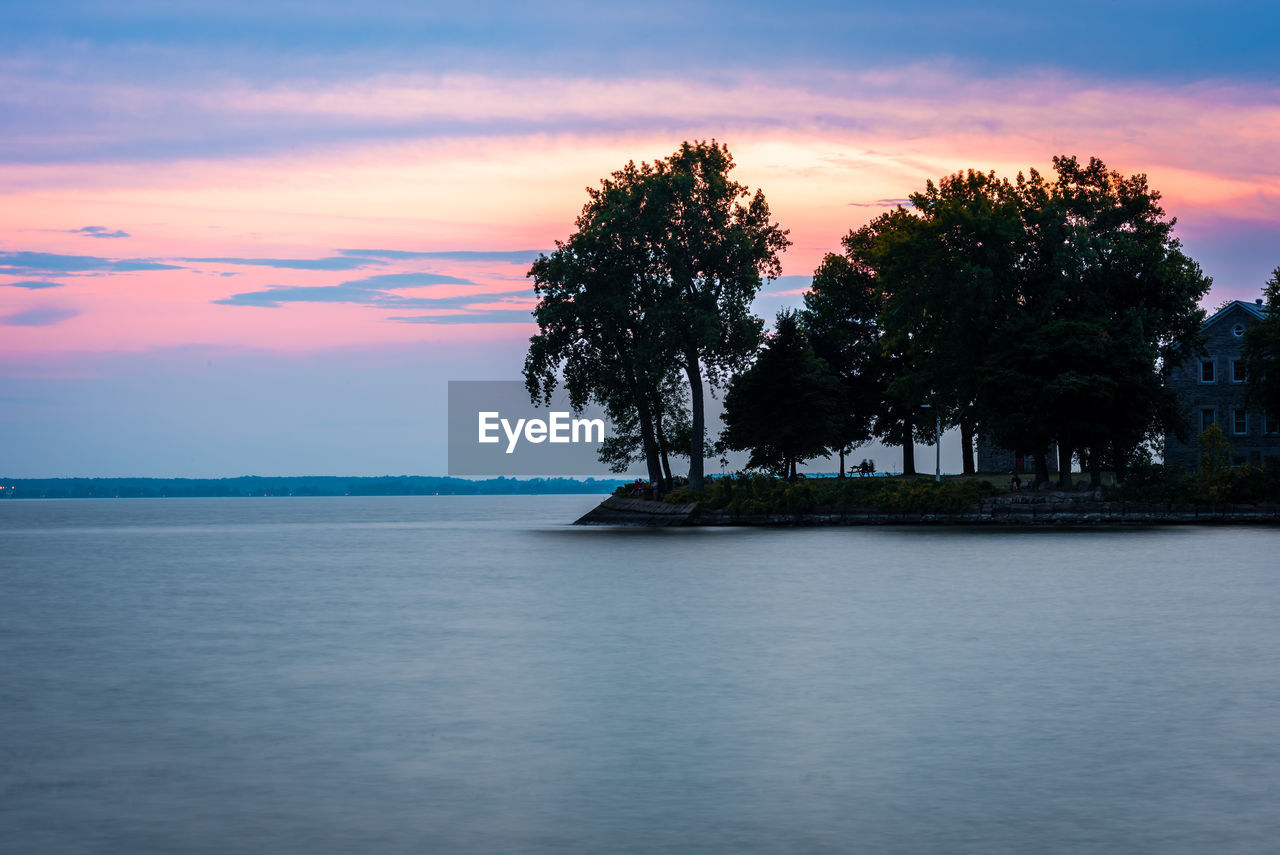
[1164,299,1279,470]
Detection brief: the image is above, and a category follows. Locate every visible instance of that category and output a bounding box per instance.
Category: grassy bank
[650,474,1002,515]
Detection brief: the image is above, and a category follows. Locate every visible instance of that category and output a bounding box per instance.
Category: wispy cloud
[185,256,379,271]
[848,198,912,208]
[0,251,182,275]
[214,271,484,308]
[212,271,536,323]
[387,309,534,325]
[2,280,63,289]
[2,307,80,327]
[68,226,130,239]
[340,248,547,263]
[347,272,477,287]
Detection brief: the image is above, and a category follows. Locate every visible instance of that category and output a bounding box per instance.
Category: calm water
[2,496,1278,854]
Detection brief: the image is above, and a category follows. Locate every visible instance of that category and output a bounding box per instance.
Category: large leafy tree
[1242,266,1280,421]
[828,156,1208,486]
[646,141,791,489]
[998,156,1210,485]
[720,310,845,478]
[801,253,884,476]
[525,141,789,491]
[877,170,1023,474]
[524,159,675,487]
[836,209,931,475]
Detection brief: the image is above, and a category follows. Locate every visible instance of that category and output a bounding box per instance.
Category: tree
[878,170,1024,474]
[825,156,1208,487]
[801,253,883,475]
[996,156,1210,485]
[1242,266,1280,419]
[720,310,845,478]
[837,208,930,475]
[526,141,789,492]
[524,158,675,487]
[645,141,791,490]
[597,374,694,486]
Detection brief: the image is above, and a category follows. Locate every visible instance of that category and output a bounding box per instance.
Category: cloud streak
[0,251,182,275]
[4,64,1279,184]
[185,256,379,271]
[340,248,547,263]
[3,280,63,289]
[2,307,80,326]
[69,226,130,239]
[211,268,538,323]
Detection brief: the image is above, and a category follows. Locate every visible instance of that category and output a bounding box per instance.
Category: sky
[3,1,1279,477]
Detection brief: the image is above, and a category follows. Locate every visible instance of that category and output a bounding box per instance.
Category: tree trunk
[1057,439,1073,489]
[1089,448,1102,489]
[901,412,916,476]
[838,447,846,479]
[624,366,664,490]
[654,414,673,489]
[1112,441,1127,486]
[684,351,705,491]
[960,418,975,475]
[1032,451,1050,488]
[635,401,664,490]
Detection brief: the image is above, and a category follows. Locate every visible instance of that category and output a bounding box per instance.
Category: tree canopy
[525,140,789,490]
[720,310,845,478]
[1242,266,1280,421]
[810,155,1210,485]
[527,147,1214,488]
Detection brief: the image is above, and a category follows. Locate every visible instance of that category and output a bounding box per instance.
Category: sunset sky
[4,2,1279,477]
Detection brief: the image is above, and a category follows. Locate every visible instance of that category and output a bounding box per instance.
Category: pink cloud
[3,66,1277,357]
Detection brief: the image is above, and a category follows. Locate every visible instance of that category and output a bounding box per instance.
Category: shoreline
[575,493,1280,527]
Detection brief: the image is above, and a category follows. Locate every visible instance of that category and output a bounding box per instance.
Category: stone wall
[575,494,1280,526]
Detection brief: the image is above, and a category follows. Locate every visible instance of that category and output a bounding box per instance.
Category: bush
[1109,456,1280,505]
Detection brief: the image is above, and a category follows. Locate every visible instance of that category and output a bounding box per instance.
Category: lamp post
[920,404,942,482]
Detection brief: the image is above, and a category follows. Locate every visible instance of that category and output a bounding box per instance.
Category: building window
[1201,360,1215,383]
[1233,409,1248,435]
[1233,323,1246,337]
[1201,408,1216,432]
[1265,412,1277,436]
[1232,360,1246,383]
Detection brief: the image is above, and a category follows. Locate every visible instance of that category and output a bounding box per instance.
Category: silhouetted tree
[645,141,791,489]
[877,170,1023,474]
[801,253,882,475]
[1242,266,1280,420]
[838,209,930,474]
[526,141,789,492]
[720,310,845,478]
[994,156,1209,485]
[525,158,676,487]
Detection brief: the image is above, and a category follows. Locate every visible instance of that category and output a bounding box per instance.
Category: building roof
[1203,299,1267,331]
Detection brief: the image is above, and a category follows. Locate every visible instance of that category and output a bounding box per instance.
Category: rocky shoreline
[574,492,1280,526]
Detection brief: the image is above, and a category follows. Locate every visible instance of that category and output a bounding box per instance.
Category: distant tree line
[0,476,624,499]
[526,142,1275,490]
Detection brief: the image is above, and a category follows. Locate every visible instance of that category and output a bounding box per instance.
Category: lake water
[3,496,1278,854]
